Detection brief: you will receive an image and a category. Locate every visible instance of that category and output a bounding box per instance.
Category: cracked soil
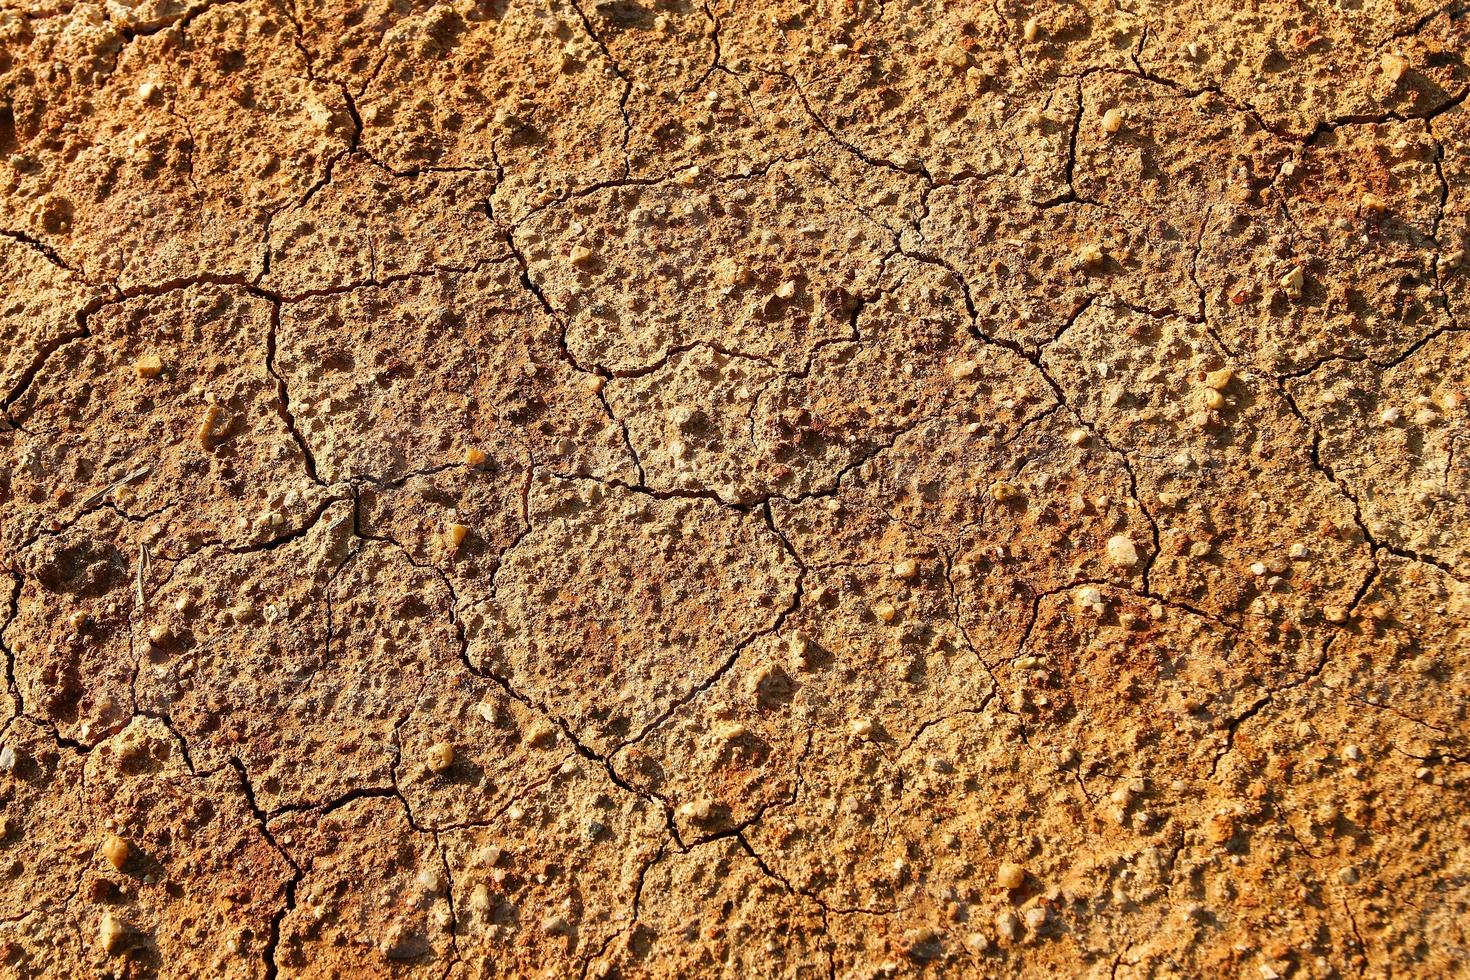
[1,0,1469,977]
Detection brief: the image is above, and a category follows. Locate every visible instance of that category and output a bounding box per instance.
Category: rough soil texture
[1,1,1468,978]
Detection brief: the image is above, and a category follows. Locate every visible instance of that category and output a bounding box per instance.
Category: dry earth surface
[1,0,1469,977]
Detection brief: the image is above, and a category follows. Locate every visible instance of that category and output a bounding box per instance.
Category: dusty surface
[1,0,1468,977]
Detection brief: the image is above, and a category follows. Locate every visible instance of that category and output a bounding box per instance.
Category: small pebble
[427,742,455,773]
[101,833,131,871]
[197,404,221,448]
[991,480,1023,502]
[1076,243,1105,270]
[100,912,128,954]
[1106,535,1139,569]
[1381,52,1408,83]
[996,862,1026,890]
[1101,108,1125,134]
[677,798,713,821]
[135,354,164,379]
[1280,266,1305,299]
[445,523,469,550]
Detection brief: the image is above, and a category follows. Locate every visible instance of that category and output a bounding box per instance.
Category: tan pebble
[1022,15,1041,42]
[677,798,713,821]
[99,912,128,954]
[1323,606,1349,624]
[1381,52,1408,82]
[871,601,898,624]
[197,404,221,448]
[1076,243,1105,270]
[445,523,469,549]
[1101,108,1125,134]
[949,359,978,381]
[427,742,455,773]
[849,717,874,737]
[1076,585,1105,612]
[464,447,488,467]
[101,833,131,871]
[569,244,594,266]
[1361,192,1387,213]
[991,480,1023,502]
[1280,266,1305,299]
[774,279,798,300]
[579,373,606,394]
[135,354,164,379]
[1204,367,1233,391]
[940,43,970,69]
[996,862,1026,890]
[1066,428,1089,446]
[892,559,918,580]
[146,625,172,647]
[1106,535,1139,568]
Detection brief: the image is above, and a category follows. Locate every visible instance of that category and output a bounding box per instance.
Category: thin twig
[78,465,151,510]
